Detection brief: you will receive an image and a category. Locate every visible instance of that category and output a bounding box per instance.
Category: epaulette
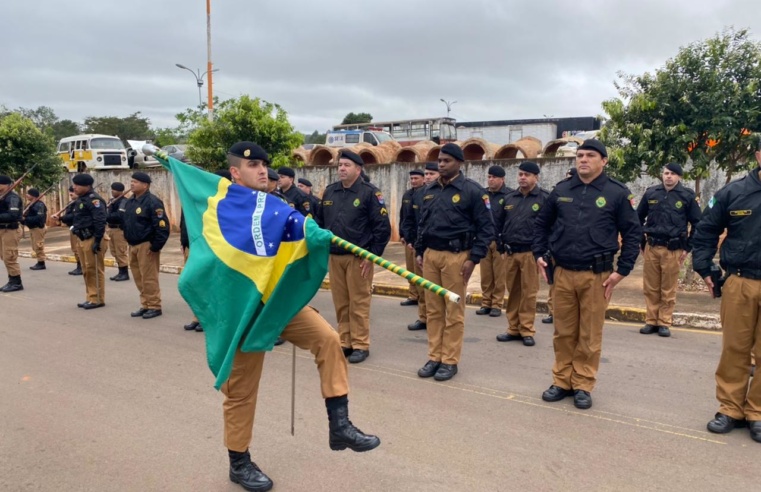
[608,177,631,191]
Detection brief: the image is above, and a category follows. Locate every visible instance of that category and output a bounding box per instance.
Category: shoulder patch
[627,194,636,209]
[156,208,164,218]
[482,194,491,210]
[375,191,385,205]
[92,199,101,208]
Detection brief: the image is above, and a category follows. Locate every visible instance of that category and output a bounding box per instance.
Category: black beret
[339,149,364,166]
[111,182,125,191]
[425,162,439,171]
[27,188,40,197]
[487,165,505,177]
[68,186,75,192]
[409,169,424,177]
[277,166,295,178]
[519,161,540,175]
[298,177,312,187]
[577,138,607,158]
[214,169,232,180]
[440,143,464,162]
[665,163,683,176]
[267,168,279,181]
[567,167,578,176]
[228,141,270,164]
[0,175,11,185]
[72,173,94,186]
[131,172,151,184]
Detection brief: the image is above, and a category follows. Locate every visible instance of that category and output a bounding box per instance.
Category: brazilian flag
[156,154,332,389]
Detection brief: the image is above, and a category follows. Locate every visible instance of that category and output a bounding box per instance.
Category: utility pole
[206,0,214,121]
[440,99,457,118]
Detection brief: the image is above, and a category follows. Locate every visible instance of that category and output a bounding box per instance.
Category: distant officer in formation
[637,163,702,338]
[71,173,108,309]
[266,167,279,193]
[123,172,170,319]
[692,145,761,443]
[298,177,321,216]
[107,182,130,282]
[415,143,495,381]
[534,139,641,410]
[59,186,83,276]
[277,166,311,216]
[476,165,512,317]
[23,188,48,271]
[0,174,23,292]
[317,149,391,364]
[399,168,425,306]
[497,161,548,347]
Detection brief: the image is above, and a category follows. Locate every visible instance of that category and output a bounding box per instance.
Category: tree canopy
[341,112,373,125]
[83,112,153,142]
[0,112,64,188]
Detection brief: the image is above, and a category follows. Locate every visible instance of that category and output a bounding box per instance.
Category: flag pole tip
[446,292,461,304]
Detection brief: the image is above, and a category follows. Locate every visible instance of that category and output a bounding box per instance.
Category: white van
[325,130,394,148]
[57,134,130,173]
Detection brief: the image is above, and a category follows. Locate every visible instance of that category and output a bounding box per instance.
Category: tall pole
[196,70,203,109]
[206,0,213,121]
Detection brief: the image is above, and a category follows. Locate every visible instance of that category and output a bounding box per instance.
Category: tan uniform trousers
[328,254,374,351]
[404,243,419,301]
[0,228,21,277]
[552,267,611,392]
[182,247,197,323]
[505,251,540,337]
[415,253,427,322]
[424,249,468,365]
[547,285,554,316]
[716,275,761,420]
[29,227,46,261]
[129,242,162,310]
[479,241,507,308]
[69,231,80,263]
[221,306,349,452]
[108,228,129,268]
[643,245,681,327]
[77,236,108,304]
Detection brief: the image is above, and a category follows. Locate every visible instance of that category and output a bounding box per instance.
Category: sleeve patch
[375,191,385,205]
[156,208,164,218]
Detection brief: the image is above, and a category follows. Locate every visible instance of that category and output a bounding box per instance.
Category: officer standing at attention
[277,166,311,216]
[316,149,391,364]
[692,144,761,443]
[399,168,425,306]
[123,172,170,320]
[497,161,549,346]
[415,143,495,381]
[476,165,512,317]
[59,186,84,276]
[23,188,48,271]
[534,139,641,409]
[298,177,321,216]
[0,175,23,292]
[637,163,701,338]
[71,173,108,309]
[107,182,130,281]
[266,167,279,194]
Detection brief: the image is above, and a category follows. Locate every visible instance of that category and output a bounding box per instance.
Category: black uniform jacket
[532,172,642,276]
[107,196,127,229]
[415,171,495,264]
[72,192,107,242]
[637,181,702,251]
[24,200,47,229]
[400,186,423,243]
[501,186,550,247]
[123,191,170,251]
[693,168,761,279]
[281,185,312,217]
[0,191,22,229]
[316,177,391,256]
[488,185,513,244]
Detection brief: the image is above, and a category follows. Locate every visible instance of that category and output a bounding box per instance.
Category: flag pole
[290,344,296,436]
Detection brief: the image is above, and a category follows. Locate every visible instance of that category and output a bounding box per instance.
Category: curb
[20,252,721,331]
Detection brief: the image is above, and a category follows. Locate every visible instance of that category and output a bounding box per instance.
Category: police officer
[399,169,425,306]
[123,172,170,319]
[277,166,312,216]
[534,139,641,409]
[316,149,391,364]
[0,175,23,292]
[637,163,702,337]
[298,177,321,216]
[476,165,512,317]
[58,186,84,275]
[71,173,108,309]
[692,146,761,442]
[415,143,495,381]
[23,188,48,271]
[266,167,279,194]
[222,142,380,491]
[497,161,549,346]
[107,182,130,281]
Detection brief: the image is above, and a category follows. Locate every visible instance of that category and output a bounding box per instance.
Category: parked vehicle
[57,134,129,173]
[162,144,189,162]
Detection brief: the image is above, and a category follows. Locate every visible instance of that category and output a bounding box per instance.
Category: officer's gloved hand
[92,240,101,253]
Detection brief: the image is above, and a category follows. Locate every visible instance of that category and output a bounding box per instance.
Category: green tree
[304,130,326,145]
[185,95,303,170]
[341,112,373,125]
[83,112,153,142]
[0,113,63,188]
[49,119,81,141]
[152,127,185,148]
[601,28,761,187]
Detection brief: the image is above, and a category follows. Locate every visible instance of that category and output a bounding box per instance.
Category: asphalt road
[1,259,758,492]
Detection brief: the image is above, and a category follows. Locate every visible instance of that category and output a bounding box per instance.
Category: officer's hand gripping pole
[329,236,461,304]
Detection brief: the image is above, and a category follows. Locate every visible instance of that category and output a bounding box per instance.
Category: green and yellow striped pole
[330,236,461,304]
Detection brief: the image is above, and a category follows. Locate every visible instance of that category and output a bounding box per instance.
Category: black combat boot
[1,275,23,292]
[69,262,83,275]
[326,397,381,452]
[110,266,129,281]
[29,261,46,270]
[228,449,273,492]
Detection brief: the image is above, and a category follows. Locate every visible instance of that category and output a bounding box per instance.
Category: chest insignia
[531,203,540,212]
[595,197,606,208]
[353,198,360,207]
[675,200,683,209]
[136,207,142,215]
[452,194,460,204]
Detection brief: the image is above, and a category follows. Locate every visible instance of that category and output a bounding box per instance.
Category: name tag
[648,200,658,204]
[557,197,573,203]
[505,205,515,210]
[423,194,434,201]
[322,201,333,206]
[730,210,752,216]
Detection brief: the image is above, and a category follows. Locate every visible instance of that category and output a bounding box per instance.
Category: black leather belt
[727,267,761,280]
[0,224,19,230]
[506,244,532,254]
[646,236,669,247]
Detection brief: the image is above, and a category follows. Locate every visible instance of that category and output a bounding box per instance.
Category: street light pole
[175,64,219,111]
[440,99,457,118]
[206,0,214,121]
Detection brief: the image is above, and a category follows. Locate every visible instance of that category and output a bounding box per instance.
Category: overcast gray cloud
[1,0,760,133]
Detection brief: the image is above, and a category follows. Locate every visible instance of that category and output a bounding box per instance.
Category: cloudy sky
[1,0,759,133]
